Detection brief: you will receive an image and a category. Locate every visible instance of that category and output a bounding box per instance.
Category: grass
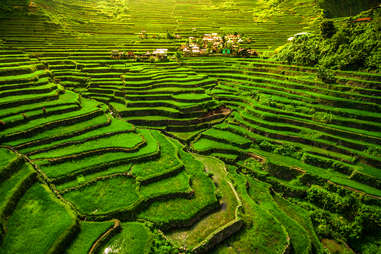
[56,163,132,191]
[16,114,110,151]
[30,132,143,159]
[137,144,218,227]
[131,131,182,180]
[0,163,36,230]
[0,69,48,83]
[0,89,77,119]
[273,193,324,253]
[37,129,158,179]
[192,137,246,155]
[139,170,192,198]
[212,168,290,254]
[62,176,140,215]
[0,97,102,138]
[0,148,17,168]
[321,239,355,254]
[246,177,311,254]
[167,130,202,142]
[66,221,114,254]
[248,146,381,197]
[100,222,153,254]
[200,128,251,148]
[1,183,77,254]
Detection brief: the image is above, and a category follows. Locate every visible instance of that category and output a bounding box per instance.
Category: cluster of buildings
[180,33,257,57]
[111,32,258,61]
[111,50,135,60]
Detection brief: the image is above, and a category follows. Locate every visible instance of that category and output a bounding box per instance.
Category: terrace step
[0,98,104,143]
[36,128,160,182]
[1,183,78,254]
[14,114,111,152]
[0,163,37,228]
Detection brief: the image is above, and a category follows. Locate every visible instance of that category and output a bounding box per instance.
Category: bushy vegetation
[318,0,380,18]
[302,184,381,253]
[276,8,380,71]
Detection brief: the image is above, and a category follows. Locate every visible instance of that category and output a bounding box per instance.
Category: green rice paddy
[0,0,380,253]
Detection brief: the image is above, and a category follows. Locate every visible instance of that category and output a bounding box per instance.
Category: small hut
[152,49,168,60]
[111,50,120,59]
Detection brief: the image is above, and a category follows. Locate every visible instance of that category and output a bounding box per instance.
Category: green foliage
[0,1,380,252]
[316,65,336,83]
[306,185,381,247]
[274,143,302,159]
[318,0,380,18]
[259,140,276,152]
[277,33,319,66]
[277,12,381,71]
[320,20,336,39]
[310,207,362,241]
[307,185,359,216]
[312,111,333,123]
[265,0,285,8]
[151,233,178,254]
[166,32,174,40]
[174,51,183,63]
[63,176,140,214]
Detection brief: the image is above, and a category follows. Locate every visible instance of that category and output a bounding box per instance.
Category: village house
[182,47,191,56]
[111,50,124,60]
[152,49,168,56]
[191,46,200,55]
[138,30,147,39]
[179,32,255,57]
[152,49,168,60]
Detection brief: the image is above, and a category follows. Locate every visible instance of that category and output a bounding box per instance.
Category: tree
[166,31,174,39]
[320,19,336,39]
[174,51,183,63]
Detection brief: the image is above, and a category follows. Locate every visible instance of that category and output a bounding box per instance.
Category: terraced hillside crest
[0,0,380,254]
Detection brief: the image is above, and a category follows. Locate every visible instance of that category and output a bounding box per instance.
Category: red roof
[353,17,372,22]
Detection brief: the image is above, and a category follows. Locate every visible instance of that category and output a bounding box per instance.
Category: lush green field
[0,0,380,253]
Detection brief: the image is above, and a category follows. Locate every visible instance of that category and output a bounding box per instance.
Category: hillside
[0,1,380,254]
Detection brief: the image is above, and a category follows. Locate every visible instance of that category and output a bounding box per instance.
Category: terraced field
[0,0,380,254]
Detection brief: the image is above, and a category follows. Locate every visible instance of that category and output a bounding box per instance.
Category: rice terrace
[0,0,380,253]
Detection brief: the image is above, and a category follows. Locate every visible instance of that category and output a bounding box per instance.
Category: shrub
[174,51,183,62]
[259,140,276,152]
[306,185,360,218]
[312,111,333,123]
[318,0,379,18]
[166,32,174,39]
[274,143,301,158]
[276,10,380,72]
[151,232,178,254]
[320,20,336,39]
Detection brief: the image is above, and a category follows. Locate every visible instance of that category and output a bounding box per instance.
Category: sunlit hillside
[0,0,380,254]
